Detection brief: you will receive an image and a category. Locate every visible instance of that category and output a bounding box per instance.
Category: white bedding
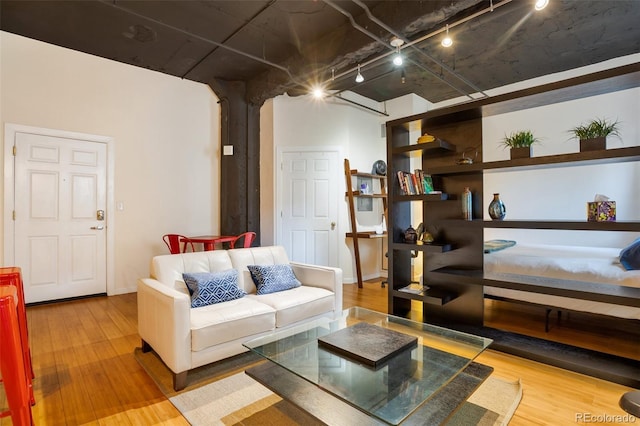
[484,244,640,319]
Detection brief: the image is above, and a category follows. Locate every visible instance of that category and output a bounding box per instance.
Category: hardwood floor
[1,282,634,425]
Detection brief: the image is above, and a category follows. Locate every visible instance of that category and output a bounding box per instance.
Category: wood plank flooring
[0,281,635,425]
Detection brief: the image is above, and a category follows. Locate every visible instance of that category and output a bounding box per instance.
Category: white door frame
[275,145,343,266]
[3,123,116,296]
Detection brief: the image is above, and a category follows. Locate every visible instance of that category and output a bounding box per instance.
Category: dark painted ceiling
[2,1,639,106]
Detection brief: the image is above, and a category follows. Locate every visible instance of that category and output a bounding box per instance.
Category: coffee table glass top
[243,307,492,425]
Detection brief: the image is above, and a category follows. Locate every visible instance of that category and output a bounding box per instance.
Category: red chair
[162,234,195,254]
[230,232,256,249]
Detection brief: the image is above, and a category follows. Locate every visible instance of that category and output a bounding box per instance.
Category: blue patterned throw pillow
[182,269,246,308]
[247,264,301,295]
[620,238,640,271]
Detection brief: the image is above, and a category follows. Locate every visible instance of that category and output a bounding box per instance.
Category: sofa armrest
[137,278,192,374]
[289,262,343,313]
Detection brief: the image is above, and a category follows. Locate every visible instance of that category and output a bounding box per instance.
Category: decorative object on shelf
[456,142,481,165]
[500,130,540,159]
[417,133,435,144]
[587,194,616,222]
[359,181,370,194]
[398,283,429,295]
[488,193,506,220]
[421,232,434,244]
[396,170,434,195]
[483,239,516,253]
[462,187,472,220]
[371,160,387,176]
[403,226,418,243]
[569,117,620,152]
[414,222,435,244]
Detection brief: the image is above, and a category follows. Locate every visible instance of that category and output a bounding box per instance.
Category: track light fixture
[355,64,364,83]
[312,87,325,99]
[401,69,406,84]
[534,0,549,10]
[393,47,403,66]
[441,24,453,47]
[390,37,404,66]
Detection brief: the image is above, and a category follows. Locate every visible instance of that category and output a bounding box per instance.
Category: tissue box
[587,201,616,222]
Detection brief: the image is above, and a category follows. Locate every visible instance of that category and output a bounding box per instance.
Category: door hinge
[13,145,17,156]
[13,210,16,220]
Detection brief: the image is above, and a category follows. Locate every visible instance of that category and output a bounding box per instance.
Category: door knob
[90,225,104,230]
[331,222,336,230]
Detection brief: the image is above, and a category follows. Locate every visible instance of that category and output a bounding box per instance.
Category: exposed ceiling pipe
[181,0,278,79]
[352,0,488,98]
[322,0,474,99]
[98,0,303,86]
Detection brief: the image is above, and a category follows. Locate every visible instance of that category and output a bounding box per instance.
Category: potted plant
[569,118,620,151]
[500,130,540,159]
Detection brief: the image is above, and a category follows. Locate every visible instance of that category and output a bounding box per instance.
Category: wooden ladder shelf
[344,158,388,288]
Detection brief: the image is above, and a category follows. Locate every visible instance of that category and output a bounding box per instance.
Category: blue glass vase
[488,193,506,220]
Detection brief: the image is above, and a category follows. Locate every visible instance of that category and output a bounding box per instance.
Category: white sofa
[137,246,343,390]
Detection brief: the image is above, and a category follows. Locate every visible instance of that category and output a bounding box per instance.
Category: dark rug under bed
[453,325,640,388]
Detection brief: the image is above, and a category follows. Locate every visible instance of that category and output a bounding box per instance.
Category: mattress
[483,244,640,319]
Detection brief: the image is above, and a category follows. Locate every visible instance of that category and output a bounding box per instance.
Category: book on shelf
[397,283,429,295]
[396,169,435,195]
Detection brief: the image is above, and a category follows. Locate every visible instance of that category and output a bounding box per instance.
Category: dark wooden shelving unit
[483,145,640,171]
[391,242,453,253]
[391,139,457,155]
[483,220,640,231]
[395,193,450,202]
[386,62,640,382]
[391,287,457,306]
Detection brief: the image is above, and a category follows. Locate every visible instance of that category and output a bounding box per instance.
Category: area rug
[134,348,522,425]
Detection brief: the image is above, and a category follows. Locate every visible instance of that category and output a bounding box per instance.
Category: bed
[483,243,640,320]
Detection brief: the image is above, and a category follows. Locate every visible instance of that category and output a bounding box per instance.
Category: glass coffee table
[243,307,493,425]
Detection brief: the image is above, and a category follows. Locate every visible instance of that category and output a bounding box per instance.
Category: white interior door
[279,150,339,267]
[12,132,108,303]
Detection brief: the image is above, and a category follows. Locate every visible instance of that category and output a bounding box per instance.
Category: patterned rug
[134,348,522,425]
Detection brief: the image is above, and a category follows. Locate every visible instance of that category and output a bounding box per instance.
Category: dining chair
[229,232,256,249]
[162,234,195,254]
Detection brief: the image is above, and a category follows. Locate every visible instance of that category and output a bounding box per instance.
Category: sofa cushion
[183,270,246,308]
[247,264,301,295]
[190,298,276,351]
[248,286,334,328]
[152,250,235,290]
[228,246,292,293]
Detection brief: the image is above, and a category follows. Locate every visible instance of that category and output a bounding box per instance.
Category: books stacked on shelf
[397,283,429,295]
[397,169,438,195]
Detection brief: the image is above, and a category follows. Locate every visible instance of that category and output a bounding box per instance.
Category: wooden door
[279,149,339,267]
[12,132,108,303]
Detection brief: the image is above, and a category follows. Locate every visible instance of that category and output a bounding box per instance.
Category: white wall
[267,92,395,283]
[483,87,640,247]
[482,72,640,248]
[0,31,221,294]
